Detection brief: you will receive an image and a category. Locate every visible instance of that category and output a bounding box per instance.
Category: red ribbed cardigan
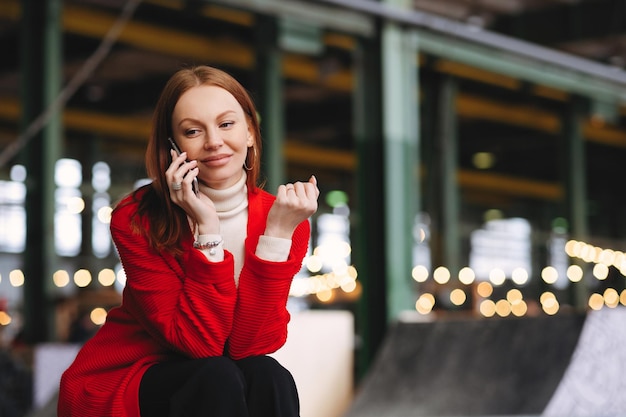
[58,187,310,417]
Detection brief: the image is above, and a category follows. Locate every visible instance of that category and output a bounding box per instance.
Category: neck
[199,171,247,213]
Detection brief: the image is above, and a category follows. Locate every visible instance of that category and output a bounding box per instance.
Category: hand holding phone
[168,137,199,195]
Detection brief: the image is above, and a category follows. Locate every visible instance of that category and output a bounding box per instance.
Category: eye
[220,121,234,129]
[185,128,201,136]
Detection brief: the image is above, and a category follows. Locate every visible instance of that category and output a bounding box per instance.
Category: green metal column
[439,76,460,275]
[382,0,420,321]
[20,0,63,343]
[353,35,386,379]
[564,97,589,310]
[255,16,285,190]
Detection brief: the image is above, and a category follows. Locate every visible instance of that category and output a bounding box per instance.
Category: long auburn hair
[129,66,262,256]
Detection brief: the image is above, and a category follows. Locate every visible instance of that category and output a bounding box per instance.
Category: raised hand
[265,175,319,239]
[165,149,219,234]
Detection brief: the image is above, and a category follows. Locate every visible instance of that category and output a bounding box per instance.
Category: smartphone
[168,137,199,195]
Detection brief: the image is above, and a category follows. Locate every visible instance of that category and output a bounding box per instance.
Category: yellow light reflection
[313,241,351,259]
[74,269,92,288]
[412,265,429,283]
[567,265,583,282]
[331,261,349,276]
[540,291,556,305]
[511,267,529,285]
[540,291,560,315]
[416,293,435,314]
[340,280,357,293]
[476,281,493,298]
[450,289,466,306]
[579,244,592,262]
[66,196,86,214]
[9,270,25,287]
[0,311,11,326]
[495,299,511,317]
[511,300,528,317]
[588,293,604,311]
[53,270,70,287]
[479,299,496,317]
[489,268,506,286]
[621,290,626,306]
[506,289,523,304]
[117,269,127,286]
[90,307,107,325]
[98,269,116,286]
[542,298,559,315]
[541,266,558,284]
[473,152,495,169]
[592,263,609,280]
[97,206,113,224]
[567,240,626,276]
[564,240,578,257]
[316,289,334,303]
[345,266,356,278]
[591,246,602,262]
[458,267,475,285]
[589,246,602,263]
[433,266,450,284]
[604,288,619,308]
[325,274,337,289]
[598,249,615,266]
[305,255,323,273]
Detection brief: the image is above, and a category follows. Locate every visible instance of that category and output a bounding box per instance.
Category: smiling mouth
[202,154,232,165]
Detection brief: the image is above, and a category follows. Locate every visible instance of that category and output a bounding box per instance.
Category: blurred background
[1,0,626,416]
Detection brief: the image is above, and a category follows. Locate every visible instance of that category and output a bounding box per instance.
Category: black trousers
[139,355,300,417]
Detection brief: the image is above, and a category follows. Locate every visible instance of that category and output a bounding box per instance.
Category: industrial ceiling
[0,0,625,239]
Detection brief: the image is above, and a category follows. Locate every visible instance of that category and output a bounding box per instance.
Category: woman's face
[171,84,254,190]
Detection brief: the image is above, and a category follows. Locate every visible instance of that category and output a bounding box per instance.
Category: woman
[58,66,319,417]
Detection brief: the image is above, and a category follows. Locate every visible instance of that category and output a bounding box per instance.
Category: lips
[202,154,232,166]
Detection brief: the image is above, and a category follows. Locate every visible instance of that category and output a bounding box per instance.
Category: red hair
[128,66,263,256]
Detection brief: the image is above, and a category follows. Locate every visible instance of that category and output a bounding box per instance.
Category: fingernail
[310,175,317,185]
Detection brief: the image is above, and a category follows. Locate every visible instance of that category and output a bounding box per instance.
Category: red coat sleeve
[110,197,237,358]
[228,191,311,359]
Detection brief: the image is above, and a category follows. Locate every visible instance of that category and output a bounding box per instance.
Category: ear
[246,126,255,147]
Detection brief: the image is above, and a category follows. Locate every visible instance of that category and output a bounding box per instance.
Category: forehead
[172,84,243,120]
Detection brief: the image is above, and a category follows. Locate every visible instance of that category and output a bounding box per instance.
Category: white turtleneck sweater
[197,171,292,286]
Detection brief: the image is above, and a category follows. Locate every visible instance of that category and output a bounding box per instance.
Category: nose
[204,127,224,149]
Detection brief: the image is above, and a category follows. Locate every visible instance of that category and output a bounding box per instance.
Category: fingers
[166,149,198,196]
[278,175,320,209]
[265,176,319,239]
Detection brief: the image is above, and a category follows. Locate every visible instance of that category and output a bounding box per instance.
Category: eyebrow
[176,110,239,127]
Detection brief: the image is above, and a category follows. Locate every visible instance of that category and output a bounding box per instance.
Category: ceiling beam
[434,60,521,91]
[456,94,561,133]
[0,1,354,91]
[3,88,626,147]
[208,0,374,36]
[457,94,626,148]
[65,4,353,91]
[458,169,563,201]
[63,4,255,69]
[283,141,355,171]
[0,96,576,199]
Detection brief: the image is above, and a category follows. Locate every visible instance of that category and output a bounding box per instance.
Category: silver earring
[244,147,255,171]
